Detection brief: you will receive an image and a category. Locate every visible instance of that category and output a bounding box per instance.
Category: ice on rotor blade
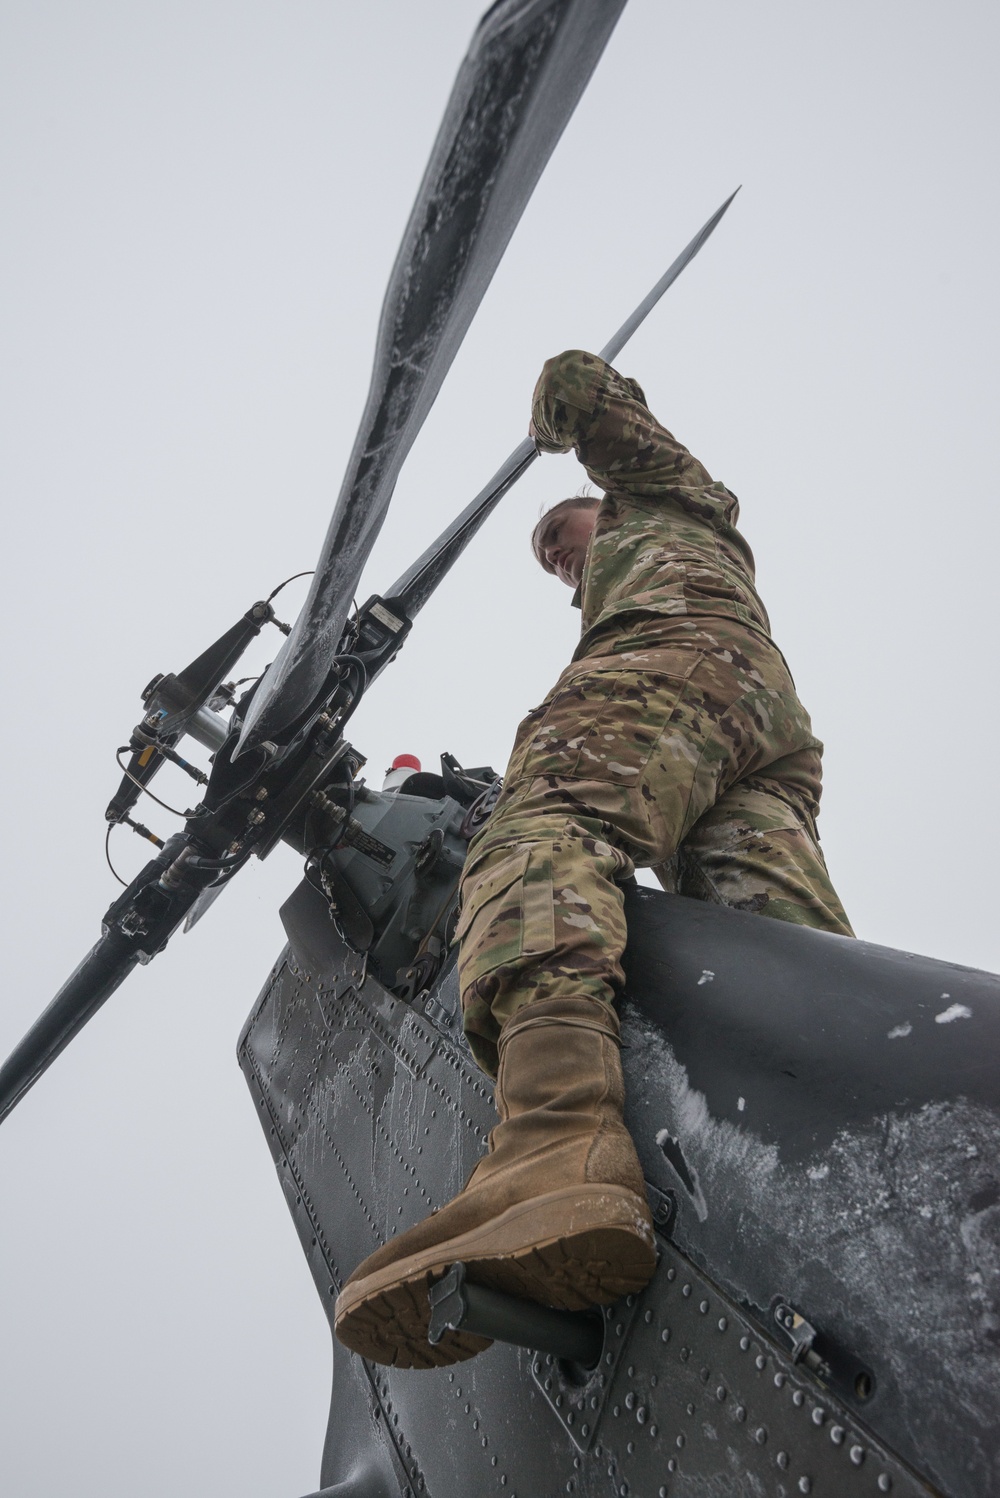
[235,0,628,757]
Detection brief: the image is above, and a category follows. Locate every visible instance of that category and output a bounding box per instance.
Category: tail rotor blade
[236,0,627,757]
[598,186,740,363]
[0,932,140,1123]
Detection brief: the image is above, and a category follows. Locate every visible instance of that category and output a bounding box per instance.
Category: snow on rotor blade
[235,0,628,758]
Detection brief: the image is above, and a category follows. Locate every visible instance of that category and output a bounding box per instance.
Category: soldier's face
[536,505,598,588]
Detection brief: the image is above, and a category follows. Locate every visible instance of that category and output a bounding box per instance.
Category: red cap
[389,753,421,772]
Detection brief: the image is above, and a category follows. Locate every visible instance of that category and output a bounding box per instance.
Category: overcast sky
[1,3,998,1495]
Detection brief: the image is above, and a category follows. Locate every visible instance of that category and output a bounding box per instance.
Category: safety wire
[266,570,314,603]
[104,825,129,887]
[115,747,191,817]
[105,815,167,887]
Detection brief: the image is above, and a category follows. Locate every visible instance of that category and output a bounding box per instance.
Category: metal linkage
[428,1262,604,1369]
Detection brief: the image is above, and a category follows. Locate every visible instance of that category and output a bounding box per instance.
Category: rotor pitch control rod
[428,1260,604,1368]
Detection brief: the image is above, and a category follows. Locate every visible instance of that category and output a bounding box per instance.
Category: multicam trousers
[457,619,854,1076]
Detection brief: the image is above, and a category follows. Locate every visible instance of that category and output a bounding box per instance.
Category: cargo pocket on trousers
[454,844,554,980]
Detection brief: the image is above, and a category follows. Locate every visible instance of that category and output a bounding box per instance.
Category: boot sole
[334,1184,656,1369]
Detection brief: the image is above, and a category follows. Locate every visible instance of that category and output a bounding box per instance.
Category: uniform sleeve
[530,348,715,497]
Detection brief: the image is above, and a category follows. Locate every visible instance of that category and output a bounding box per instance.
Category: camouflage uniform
[459,350,853,1076]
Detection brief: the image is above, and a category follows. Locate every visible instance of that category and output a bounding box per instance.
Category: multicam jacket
[530,349,773,658]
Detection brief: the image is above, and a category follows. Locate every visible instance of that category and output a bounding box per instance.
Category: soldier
[335,348,854,1367]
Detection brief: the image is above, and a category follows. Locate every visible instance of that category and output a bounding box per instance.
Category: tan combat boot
[334,995,656,1368]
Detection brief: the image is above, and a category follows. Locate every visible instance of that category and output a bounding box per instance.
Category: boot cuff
[499,995,621,1054]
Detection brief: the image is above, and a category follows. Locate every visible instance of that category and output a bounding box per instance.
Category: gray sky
[1,2,998,1494]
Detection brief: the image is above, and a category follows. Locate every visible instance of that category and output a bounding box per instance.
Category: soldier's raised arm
[530,348,717,506]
